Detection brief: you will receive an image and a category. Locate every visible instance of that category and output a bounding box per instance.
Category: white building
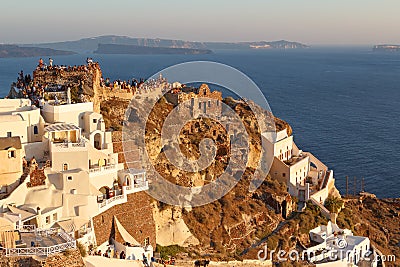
[306,221,374,267]
[0,99,149,254]
[262,129,335,206]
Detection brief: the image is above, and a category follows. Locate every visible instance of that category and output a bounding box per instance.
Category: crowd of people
[90,247,156,266]
[101,74,168,95]
[36,57,100,73]
[8,58,170,107]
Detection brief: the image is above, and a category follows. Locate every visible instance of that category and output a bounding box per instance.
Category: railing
[53,140,86,149]
[5,240,76,257]
[123,181,148,194]
[4,227,76,257]
[89,164,116,173]
[72,142,85,147]
[134,180,148,189]
[98,194,125,209]
[16,225,36,233]
[36,228,59,237]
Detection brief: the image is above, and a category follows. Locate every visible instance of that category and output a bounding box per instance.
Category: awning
[114,216,140,246]
[56,217,89,233]
[7,205,36,222]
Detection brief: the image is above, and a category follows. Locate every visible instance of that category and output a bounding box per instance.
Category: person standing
[142,253,149,267]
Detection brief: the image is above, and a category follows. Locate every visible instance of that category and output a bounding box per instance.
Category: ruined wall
[92,191,156,249]
[165,84,223,117]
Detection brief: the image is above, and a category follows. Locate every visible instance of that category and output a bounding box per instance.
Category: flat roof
[0,114,23,122]
[0,136,22,150]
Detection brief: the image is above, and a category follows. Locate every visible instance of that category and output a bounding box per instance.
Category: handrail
[4,228,76,257]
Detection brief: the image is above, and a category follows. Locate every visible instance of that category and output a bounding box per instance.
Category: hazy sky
[1,0,399,45]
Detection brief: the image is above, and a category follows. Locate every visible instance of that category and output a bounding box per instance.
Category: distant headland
[94,43,213,55]
[20,35,309,54]
[0,44,75,58]
[373,44,400,52]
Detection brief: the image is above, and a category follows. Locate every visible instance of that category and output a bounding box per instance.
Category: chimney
[67,87,71,104]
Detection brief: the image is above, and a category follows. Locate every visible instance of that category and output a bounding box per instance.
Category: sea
[0,47,399,198]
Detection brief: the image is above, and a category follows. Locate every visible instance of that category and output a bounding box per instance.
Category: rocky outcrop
[153,205,200,247]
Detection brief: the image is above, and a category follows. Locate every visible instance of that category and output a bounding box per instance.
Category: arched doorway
[125,175,131,186]
[99,186,110,200]
[94,133,102,150]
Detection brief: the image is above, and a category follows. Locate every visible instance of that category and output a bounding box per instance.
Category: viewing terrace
[1,225,76,257]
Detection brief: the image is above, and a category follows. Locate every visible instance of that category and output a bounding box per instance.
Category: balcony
[3,226,76,257]
[123,180,149,194]
[89,164,120,178]
[283,154,308,167]
[98,194,127,212]
[50,140,86,152]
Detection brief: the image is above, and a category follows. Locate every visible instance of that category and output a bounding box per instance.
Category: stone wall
[165,84,223,117]
[44,249,85,267]
[92,191,156,249]
[0,249,84,267]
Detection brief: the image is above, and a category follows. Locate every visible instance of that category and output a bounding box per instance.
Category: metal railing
[4,226,76,257]
[16,225,36,233]
[5,240,76,257]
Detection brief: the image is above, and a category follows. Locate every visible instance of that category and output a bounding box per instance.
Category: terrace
[2,226,76,257]
[283,153,308,167]
[96,170,149,212]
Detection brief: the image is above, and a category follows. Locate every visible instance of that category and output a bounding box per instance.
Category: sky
[1,0,399,45]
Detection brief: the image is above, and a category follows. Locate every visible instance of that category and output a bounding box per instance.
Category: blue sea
[0,48,399,198]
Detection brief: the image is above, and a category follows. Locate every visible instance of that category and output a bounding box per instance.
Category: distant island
[373,44,400,52]
[0,44,75,58]
[94,43,213,55]
[21,35,309,54]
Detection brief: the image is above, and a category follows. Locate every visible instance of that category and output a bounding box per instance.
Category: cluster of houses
[0,61,375,266]
[0,97,152,260]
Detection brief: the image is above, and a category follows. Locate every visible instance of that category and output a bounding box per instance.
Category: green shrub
[155,244,186,259]
[77,241,87,257]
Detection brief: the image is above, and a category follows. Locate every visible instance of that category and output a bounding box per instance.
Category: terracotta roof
[0,137,22,150]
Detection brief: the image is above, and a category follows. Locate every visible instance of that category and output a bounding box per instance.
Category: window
[33,126,39,135]
[63,163,68,171]
[46,216,50,224]
[144,237,150,246]
[208,100,211,107]
[282,173,286,177]
[8,150,16,158]
[7,132,12,137]
[93,119,97,123]
[67,176,73,181]
[198,102,201,109]
[53,213,57,221]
